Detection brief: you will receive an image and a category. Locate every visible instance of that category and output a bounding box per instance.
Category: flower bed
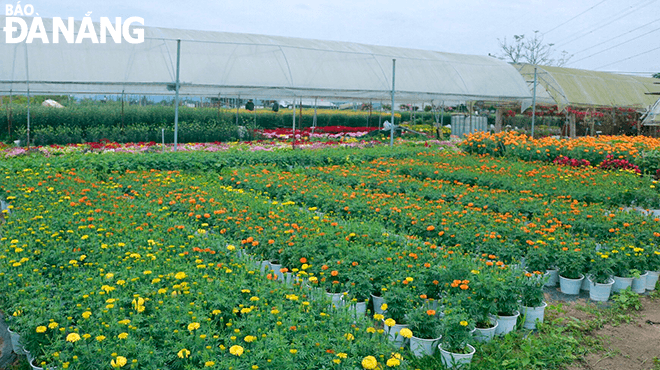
[1,145,659,369]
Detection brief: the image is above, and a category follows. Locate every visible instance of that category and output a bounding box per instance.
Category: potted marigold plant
[381,280,416,344]
[645,244,660,291]
[491,267,521,336]
[610,245,635,293]
[556,246,586,295]
[406,305,443,357]
[439,302,475,369]
[587,250,615,301]
[346,270,373,318]
[520,271,547,329]
[466,269,499,342]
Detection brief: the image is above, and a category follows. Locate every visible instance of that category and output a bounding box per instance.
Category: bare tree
[497,31,572,67]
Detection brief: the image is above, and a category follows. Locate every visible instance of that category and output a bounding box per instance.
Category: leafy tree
[653,72,660,79]
[497,31,572,67]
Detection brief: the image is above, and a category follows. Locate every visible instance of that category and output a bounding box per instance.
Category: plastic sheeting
[0,16,532,103]
[642,98,660,126]
[515,63,658,110]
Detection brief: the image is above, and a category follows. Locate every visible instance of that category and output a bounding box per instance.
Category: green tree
[653,72,660,79]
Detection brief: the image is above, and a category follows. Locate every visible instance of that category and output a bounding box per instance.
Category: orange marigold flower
[427,225,435,231]
[330,270,339,277]
[426,309,436,316]
[459,284,469,290]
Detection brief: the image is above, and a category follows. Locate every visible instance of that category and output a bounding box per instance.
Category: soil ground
[562,296,660,370]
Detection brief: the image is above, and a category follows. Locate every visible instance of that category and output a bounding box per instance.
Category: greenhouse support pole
[441,102,444,126]
[121,90,125,132]
[161,128,165,153]
[312,97,317,134]
[531,65,538,138]
[25,44,30,150]
[390,59,396,148]
[173,39,181,151]
[368,100,372,127]
[378,101,382,129]
[217,93,221,121]
[299,98,303,130]
[235,95,240,126]
[7,89,12,140]
[292,99,296,149]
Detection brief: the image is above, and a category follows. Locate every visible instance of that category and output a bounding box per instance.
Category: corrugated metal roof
[515,63,658,110]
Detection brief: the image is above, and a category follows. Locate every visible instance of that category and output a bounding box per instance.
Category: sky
[7,0,660,76]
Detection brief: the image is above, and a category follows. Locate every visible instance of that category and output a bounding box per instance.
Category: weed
[611,288,641,311]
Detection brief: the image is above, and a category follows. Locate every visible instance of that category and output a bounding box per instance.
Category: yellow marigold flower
[111,356,127,368]
[387,358,401,367]
[384,318,396,327]
[345,333,355,340]
[289,349,297,354]
[36,326,47,333]
[118,332,128,339]
[96,335,106,342]
[244,335,257,343]
[373,313,384,320]
[48,322,58,329]
[82,311,92,319]
[229,345,244,356]
[380,303,388,311]
[361,356,378,369]
[367,327,376,333]
[175,272,187,280]
[187,322,200,331]
[66,333,81,343]
[205,361,215,367]
[460,320,468,327]
[226,245,236,251]
[399,328,413,339]
[177,349,190,359]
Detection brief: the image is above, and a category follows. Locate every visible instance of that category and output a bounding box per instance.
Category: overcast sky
[12,0,660,76]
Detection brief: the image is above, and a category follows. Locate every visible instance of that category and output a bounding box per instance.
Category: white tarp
[0,16,532,103]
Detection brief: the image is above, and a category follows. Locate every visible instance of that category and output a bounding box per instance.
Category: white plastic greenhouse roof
[0,16,532,102]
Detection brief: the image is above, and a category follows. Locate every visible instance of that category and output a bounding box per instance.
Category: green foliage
[0,104,415,143]
[611,288,641,311]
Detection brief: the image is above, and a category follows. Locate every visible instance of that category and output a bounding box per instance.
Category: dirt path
[566,296,660,370]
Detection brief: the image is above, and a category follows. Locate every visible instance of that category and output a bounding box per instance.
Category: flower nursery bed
[1,144,659,369]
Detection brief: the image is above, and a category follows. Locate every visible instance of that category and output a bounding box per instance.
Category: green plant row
[0,104,429,142]
[0,144,432,173]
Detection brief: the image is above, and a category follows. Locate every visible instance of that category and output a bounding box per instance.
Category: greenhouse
[0,15,532,104]
[514,63,659,110]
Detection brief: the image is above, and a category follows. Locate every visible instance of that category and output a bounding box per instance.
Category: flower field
[1,141,659,369]
[460,131,660,176]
